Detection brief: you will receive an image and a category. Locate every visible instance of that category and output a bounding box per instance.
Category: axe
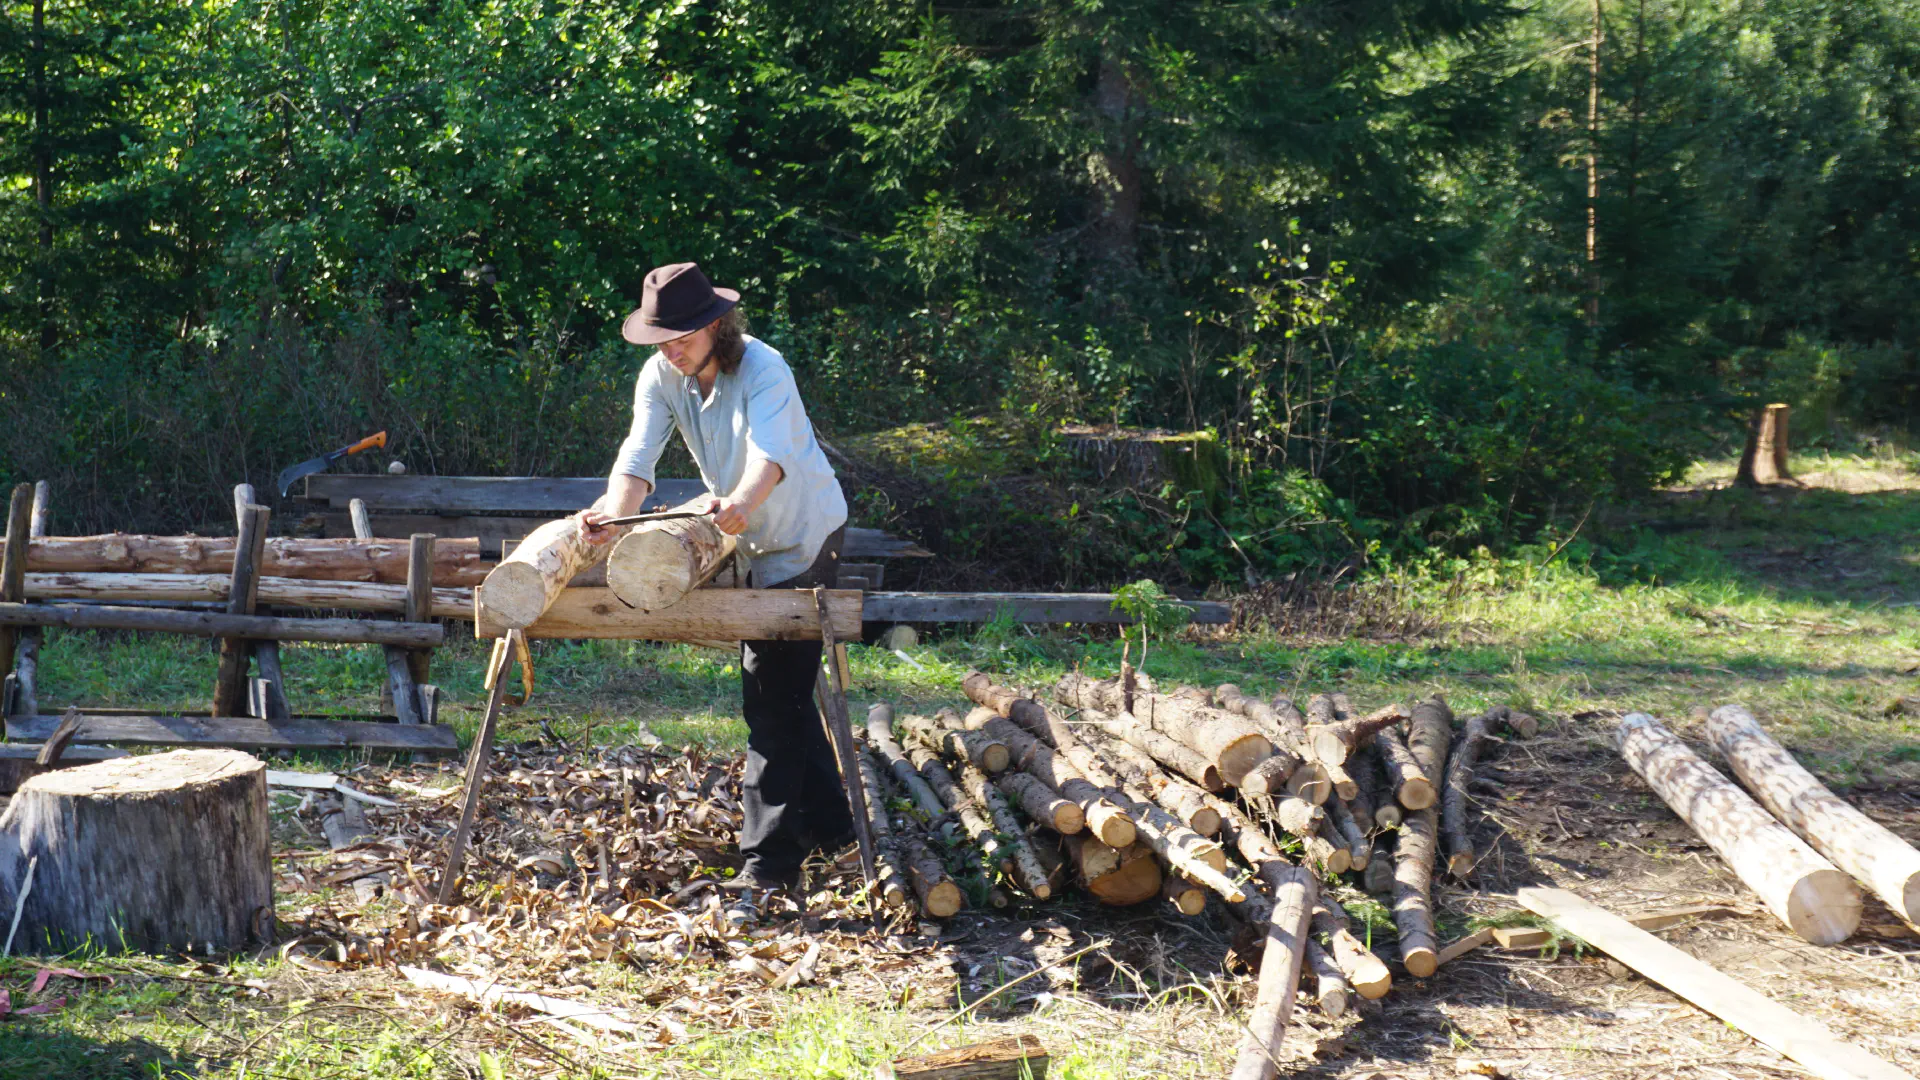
[276,431,388,496]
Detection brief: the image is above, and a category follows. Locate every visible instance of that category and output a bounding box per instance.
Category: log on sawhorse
[6,712,459,755]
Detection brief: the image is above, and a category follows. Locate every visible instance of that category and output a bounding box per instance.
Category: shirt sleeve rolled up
[611,356,675,488]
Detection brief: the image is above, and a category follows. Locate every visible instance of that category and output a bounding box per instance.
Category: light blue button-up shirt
[610,335,848,586]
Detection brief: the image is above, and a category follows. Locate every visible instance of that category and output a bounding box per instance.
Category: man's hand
[706,496,752,536]
[576,508,619,546]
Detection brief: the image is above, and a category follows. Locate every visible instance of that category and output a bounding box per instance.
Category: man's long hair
[712,309,748,374]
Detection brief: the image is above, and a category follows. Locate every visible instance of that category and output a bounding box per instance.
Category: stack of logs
[855,670,1535,1078]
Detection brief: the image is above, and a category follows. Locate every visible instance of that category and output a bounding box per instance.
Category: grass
[3,449,1917,1077]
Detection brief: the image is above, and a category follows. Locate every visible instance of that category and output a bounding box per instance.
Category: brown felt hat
[621,262,740,345]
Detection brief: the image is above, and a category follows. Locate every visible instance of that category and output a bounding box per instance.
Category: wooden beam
[477,587,862,641]
[303,474,704,513]
[0,602,444,647]
[25,571,475,619]
[5,534,491,586]
[1518,888,1915,1080]
[0,482,33,678]
[862,591,1230,624]
[7,712,459,754]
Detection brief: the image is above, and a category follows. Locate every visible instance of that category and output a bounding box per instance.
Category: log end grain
[1402,946,1438,979]
[1086,842,1162,905]
[606,529,698,611]
[1309,728,1350,765]
[1237,754,1291,798]
[1397,777,1436,811]
[473,562,549,629]
[1088,805,1138,849]
[1786,868,1868,946]
[922,880,964,919]
[1217,734,1277,789]
[1287,764,1332,806]
[1052,800,1087,835]
[1446,850,1477,879]
[1165,876,1208,916]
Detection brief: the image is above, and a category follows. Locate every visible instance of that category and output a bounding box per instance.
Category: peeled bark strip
[1618,712,1860,944]
[995,771,1084,834]
[1163,874,1208,916]
[1329,796,1373,870]
[854,737,913,911]
[606,498,736,611]
[476,517,619,629]
[968,711,1134,846]
[1306,940,1351,1018]
[1392,807,1440,976]
[1055,673,1274,786]
[10,534,491,585]
[0,749,272,954]
[1090,707,1224,791]
[1705,705,1916,929]
[1313,898,1392,999]
[1376,726,1437,811]
[1229,865,1314,1080]
[1443,710,1499,878]
[1307,703,1412,766]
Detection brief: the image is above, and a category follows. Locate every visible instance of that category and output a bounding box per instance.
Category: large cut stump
[607,498,736,611]
[0,748,273,954]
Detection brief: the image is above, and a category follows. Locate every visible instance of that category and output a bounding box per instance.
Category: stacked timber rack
[0,481,461,774]
[843,669,1543,1078]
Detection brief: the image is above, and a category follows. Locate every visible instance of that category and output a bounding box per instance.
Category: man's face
[660,321,719,377]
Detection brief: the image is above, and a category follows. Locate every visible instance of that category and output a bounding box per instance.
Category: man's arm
[578,473,653,546]
[708,458,783,536]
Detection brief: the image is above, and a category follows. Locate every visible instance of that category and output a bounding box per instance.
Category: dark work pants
[737,528,850,877]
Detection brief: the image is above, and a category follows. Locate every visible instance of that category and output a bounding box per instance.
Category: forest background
[2,0,1916,592]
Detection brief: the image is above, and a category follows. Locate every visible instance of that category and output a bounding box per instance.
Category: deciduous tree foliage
[0,0,1914,582]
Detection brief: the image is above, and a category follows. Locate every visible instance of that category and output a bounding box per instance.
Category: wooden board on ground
[1518,887,1916,1080]
[7,713,460,754]
[477,587,863,641]
[863,591,1230,625]
[1491,904,1735,950]
[874,1035,1050,1080]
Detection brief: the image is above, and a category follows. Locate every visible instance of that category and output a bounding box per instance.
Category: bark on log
[1086,706,1224,792]
[1328,796,1372,871]
[1306,940,1351,1019]
[1407,696,1453,778]
[1354,743,1401,829]
[1214,685,1309,758]
[1442,710,1499,878]
[898,829,964,919]
[911,740,1052,900]
[6,534,491,585]
[606,498,736,611]
[1078,717,1220,834]
[23,571,477,620]
[995,771,1084,834]
[0,602,443,647]
[1311,821,1352,875]
[0,749,272,954]
[1313,898,1392,999]
[1163,873,1208,916]
[854,734,913,911]
[966,710,1133,846]
[866,706,956,844]
[877,1034,1051,1080]
[1054,673,1274,787]
[1391,807,1440,976]
[1705,705,1917,930]
[211,503,268,718]
[906,740,1007,871]
[1307,702,1412,766]
[1216,687,1329,800]
[1238,753,1328,804]
[1229,864,1314,1080]
[475,517,619,630]
[929,707,1011,774]
[1618,712,1860,944]
[1376,726,1437,811]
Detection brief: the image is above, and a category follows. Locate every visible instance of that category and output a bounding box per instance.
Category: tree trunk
[0,749,272,954]
[606,499,736,612]
[1443,710,1498,878]
[1307,702,1410,765]
[1078,714,1220,834]
[1055,673,1273,786]
[1706,705,1918,930]
[475,518,619,629]
[1229,865,1314,1080]
[1376,726,1437,810]
[1616,713,1860,944]
[6,534,490,586]
[1392,808,1440,976]
[1735,404,1794,487]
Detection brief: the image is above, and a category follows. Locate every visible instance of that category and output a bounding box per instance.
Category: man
[578,262,852,892]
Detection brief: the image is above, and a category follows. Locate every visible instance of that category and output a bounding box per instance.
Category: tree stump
[1736,403,1794,486]
[0,748,274,954]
